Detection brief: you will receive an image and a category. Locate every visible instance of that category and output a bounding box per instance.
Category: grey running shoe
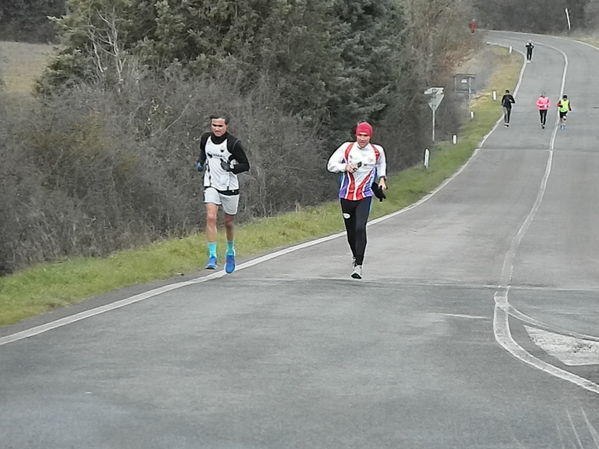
[351,265,363,279]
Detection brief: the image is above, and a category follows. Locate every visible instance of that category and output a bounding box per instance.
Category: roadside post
[424,87,444,142]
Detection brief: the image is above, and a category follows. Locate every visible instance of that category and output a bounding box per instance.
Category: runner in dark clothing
[526,42,534,62]
[501,90,516,127]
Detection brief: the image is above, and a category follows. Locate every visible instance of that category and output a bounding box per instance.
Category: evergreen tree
[325,0,406,140]
[41,0,345,124]
[471,0,585,33]
[38,0,468,162]
[40,0,150,91]
[0,0,66,42]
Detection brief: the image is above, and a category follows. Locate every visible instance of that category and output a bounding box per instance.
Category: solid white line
[0,37,578,357]
[498,147,553,287]
[371,46,516,227]
[0,271,225,346]
[3,140,483,347]
[494,292,599,394]
[502,302,599,342]
[488,37,599,394]
[1,92,496,346]
[442,313,487,320]
[0,281,187,345]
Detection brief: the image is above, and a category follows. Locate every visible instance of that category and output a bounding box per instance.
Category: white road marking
[1,98,491,346]
[0,280,193,346]
[500,300,599,342]
[494,292,599,394]
[490,37,599,394]
[441,313,487,320]
[2,38,596,408]
[524,325,599,366]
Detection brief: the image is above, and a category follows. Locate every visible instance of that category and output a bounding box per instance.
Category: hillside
[0,40,56,94]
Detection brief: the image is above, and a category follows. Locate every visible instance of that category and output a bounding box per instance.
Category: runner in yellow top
[557,94,572,129]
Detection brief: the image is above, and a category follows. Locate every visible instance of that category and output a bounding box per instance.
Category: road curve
[1,31,599,449]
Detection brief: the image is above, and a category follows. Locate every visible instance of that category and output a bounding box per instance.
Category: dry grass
[569,30,599,50]
[0,41,57,94]
[0,46,523,326]
[577,37,599,48]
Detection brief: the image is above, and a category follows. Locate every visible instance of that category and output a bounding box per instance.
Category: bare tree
[86,7,127,90]
[401,0,475,84]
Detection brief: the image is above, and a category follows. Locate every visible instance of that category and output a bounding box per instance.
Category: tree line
[472,0,599,33]
[1,0,479,274]
[3,0,599,44]
[0,0,66,42]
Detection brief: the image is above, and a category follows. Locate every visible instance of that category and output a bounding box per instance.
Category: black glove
[372,182,386,202]
[220,159,232,172]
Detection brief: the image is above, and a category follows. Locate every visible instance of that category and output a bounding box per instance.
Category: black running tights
[503,106,512,124]
[340,197,372,265]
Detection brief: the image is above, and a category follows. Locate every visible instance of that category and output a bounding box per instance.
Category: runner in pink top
[536,94,550,129]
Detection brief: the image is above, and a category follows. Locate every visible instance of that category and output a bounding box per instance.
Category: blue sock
[226,241,235,256]
[207,242,217,258]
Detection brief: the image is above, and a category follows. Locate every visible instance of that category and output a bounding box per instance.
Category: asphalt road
[2,31,599,449]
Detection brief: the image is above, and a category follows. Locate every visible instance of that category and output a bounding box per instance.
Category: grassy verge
[0,41,56,94]
[570,32,599,49]
[0,46,522,326]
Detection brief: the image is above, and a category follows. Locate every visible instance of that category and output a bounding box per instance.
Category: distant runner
[557,94,572,129]
[526,42,534,62]
[535,94,550,129]
[501,90,516,127]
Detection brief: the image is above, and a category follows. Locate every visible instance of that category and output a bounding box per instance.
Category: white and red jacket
[327,141,387,201]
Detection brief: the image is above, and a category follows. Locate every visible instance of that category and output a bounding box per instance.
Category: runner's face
[211,118,227,137]
[356,132,370,147]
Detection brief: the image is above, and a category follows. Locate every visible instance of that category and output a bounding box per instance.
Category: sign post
[424,87,444,142]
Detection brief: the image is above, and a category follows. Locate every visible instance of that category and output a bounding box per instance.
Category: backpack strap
[372,145,380,162]
[226,136,239,155]
[344,142,354,163]
[345,141,380,162]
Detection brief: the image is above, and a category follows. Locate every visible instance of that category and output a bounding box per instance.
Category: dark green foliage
[39,0,404,136]
[38,0,144,92]
[584,0,599,28]
[472,0,593,33]
[1,0,481,274]
[326,0,405,140]
[0,69,330,273]
[0,0,66,42]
